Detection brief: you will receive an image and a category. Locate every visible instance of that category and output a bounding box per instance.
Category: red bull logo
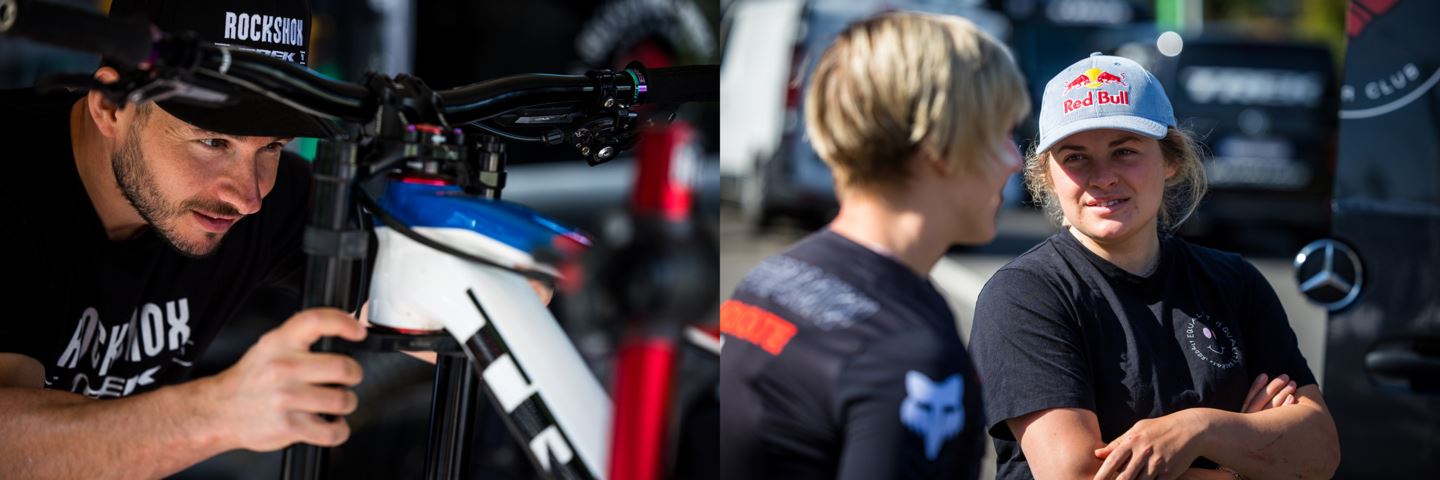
[1061,67,1130,114]
[1063,67,1129,93]
[1063,90,1131,114]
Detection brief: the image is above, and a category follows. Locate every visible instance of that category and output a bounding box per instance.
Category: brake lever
[465,79,676,165]
[571,114,639,166]
[636,105,680,130]
[573,104,683,166]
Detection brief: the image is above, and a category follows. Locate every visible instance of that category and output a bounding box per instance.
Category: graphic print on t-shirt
[736,255,878,331]
[46,298,195,399]
[1182,311,1241,369]
[900,371,965,461]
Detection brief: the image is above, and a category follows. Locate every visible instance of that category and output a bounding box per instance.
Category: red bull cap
[1036,52,1175,154]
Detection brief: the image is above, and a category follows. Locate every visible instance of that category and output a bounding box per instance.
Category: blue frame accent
[376,180,591,254]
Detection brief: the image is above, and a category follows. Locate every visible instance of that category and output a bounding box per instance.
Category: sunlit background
[720,0,1438,478]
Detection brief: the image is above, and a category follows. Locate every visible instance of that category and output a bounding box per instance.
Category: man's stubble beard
[111,126,230,259]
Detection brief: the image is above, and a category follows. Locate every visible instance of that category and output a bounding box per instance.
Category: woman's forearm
[1191,386,1340,479]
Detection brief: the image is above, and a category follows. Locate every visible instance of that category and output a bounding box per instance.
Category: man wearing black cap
[0,1,369,477]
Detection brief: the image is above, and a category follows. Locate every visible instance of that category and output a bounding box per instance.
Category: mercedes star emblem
[1294,239,1364,311]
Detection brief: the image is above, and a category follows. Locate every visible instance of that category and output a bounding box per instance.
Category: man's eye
[199,138,230,149]
[263,142,286,152]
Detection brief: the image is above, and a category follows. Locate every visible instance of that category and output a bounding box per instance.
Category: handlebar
[186,41,374,120]
[0,0,716,126]
[641,64,719,104]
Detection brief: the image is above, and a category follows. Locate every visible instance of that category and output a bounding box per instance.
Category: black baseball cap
[107,0,333,138]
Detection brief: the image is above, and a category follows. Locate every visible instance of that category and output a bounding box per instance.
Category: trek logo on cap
[1061,67,1131,114]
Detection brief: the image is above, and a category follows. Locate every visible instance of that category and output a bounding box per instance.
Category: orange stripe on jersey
[720,300,798,356]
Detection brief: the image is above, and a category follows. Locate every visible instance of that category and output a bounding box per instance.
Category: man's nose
[216,158,264,215]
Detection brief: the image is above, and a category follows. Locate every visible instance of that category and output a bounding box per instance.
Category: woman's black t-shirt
[969,230,1316,479]
[721,230,985,480]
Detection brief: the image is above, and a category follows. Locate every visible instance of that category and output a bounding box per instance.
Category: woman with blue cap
[968,53,1340,479]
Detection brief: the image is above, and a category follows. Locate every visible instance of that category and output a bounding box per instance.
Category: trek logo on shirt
[51,298,195,399]
[1183,311,1242,369]
[899,371,964,460]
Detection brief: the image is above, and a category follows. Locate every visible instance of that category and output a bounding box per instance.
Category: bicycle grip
[642,65,718,104]
[0,0,154,67]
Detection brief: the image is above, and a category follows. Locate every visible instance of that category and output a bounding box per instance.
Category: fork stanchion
[284,138,365,480]
[423,354,480,479]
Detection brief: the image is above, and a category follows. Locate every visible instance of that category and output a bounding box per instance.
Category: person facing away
[968,52,1340,480]
[720,11,1030,480]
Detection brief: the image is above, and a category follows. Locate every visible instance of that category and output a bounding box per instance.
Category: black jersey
[970,230,1316,479]
[720,230,984,480]
[0,88,309,399]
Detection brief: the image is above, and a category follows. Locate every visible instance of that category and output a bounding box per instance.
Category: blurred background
[5,0,1435,477]
[1,0,721,479]
[720,0,1438,477]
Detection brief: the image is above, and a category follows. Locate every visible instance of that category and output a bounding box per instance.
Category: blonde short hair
[804,12,1029,192]
[1023,127,1209,232]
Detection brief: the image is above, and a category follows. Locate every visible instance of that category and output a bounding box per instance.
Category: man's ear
[86,67,125,139]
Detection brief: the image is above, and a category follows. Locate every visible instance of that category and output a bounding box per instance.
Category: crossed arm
[1009,374,1340,480]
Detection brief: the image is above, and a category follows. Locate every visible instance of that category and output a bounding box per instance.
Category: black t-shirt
[720,230,985,480]
[0,88,310,399]
[969,230,1317,479]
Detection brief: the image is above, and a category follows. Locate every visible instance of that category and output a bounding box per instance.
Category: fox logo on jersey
[899,371,964,460]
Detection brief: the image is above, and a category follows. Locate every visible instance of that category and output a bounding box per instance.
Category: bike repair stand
[604,119,717,480]
[281,75,505,480]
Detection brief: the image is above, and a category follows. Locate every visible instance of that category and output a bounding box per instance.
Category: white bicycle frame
[368,225,611,479]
